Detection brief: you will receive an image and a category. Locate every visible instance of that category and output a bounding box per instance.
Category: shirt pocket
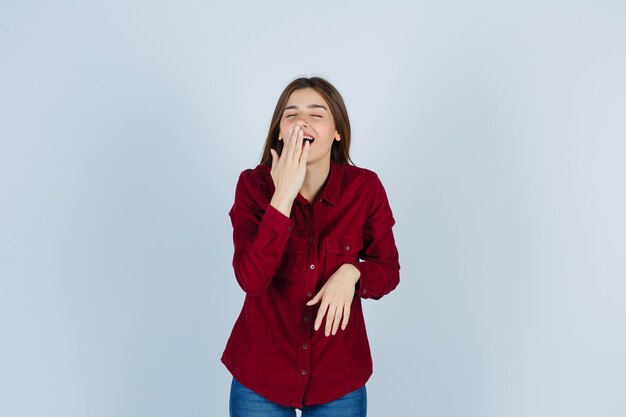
[276,236,308,281]
[323,235,364,279]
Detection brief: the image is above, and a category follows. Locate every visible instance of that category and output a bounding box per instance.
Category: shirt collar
[319,159,342,206]
[260,160,343,207]
[291,159,342,206]
[296,159,343,206]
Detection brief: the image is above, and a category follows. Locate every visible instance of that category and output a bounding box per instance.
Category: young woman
[221,77,400,417]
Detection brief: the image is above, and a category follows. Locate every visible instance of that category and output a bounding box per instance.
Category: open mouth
[303,135,315,144]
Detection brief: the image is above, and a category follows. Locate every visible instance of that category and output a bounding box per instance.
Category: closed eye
[285,114,323,118]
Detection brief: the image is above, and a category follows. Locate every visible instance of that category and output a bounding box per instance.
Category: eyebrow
[283,104,328,112]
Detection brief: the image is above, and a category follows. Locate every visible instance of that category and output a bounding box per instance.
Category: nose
[294,120,307,128]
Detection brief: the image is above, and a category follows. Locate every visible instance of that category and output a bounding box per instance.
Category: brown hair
[259,77,354,166]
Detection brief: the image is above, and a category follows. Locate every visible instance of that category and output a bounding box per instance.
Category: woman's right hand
[269,124,310,217]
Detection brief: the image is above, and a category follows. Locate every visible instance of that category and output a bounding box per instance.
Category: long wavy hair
[259,77,354,166]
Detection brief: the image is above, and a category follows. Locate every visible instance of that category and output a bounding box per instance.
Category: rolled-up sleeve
[228,170,294,296]
[349,173,400,300]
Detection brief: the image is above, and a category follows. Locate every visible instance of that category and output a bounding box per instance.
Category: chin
[306,152,331,166]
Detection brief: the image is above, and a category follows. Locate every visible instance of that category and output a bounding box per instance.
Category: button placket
[304,205,318,305]
[298,206,315,388]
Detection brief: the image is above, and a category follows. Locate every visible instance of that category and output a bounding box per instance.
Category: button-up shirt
[221,159,400,408]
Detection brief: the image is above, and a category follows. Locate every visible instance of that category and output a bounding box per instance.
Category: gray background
[1,1,625,416]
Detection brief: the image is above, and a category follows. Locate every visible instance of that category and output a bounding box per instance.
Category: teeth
[303,136,314,141]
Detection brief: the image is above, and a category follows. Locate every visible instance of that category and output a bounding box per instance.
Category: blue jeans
[229,377,367,417]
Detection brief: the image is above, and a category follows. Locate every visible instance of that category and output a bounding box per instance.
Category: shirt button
[309,238,315,244]
[345,245,350,251]
[287,226,292,232]
[302,344,308,349]
[306,291,312,297]
[303,317,309,322]
[310,264,315,270]
[362,289,367,294]
[301,370,307,375]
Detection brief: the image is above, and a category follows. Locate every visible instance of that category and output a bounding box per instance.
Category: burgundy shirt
[221,159,400,408]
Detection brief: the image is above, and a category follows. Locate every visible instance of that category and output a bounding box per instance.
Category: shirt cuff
[348,261,368,297]
[263,203,295,235]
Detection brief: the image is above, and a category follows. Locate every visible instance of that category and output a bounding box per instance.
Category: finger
[280,127,294,160]
[300,138,310,164]
[286,125,299,161]
[331,305,343,335]
[326,304,339,336]
[341,304,350,331]
[292,126,304,162]
[314,299,330,331]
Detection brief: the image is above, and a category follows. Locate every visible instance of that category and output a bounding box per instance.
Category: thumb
[306,291,322,306]
[270,148,278,170]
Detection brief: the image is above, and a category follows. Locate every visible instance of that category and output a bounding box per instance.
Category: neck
[300,158,331,202]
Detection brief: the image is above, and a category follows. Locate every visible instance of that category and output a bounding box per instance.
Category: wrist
[344,263,361,285]
[270,193,293,217]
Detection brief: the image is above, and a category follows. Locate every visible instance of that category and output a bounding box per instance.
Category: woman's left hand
[306,264,361,336]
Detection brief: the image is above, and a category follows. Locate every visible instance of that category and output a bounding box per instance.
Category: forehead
[286,88,329,107]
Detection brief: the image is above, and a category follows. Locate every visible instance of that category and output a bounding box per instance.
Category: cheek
[318,122,336,137]
[280,119,296,133]
[278,121,288,137]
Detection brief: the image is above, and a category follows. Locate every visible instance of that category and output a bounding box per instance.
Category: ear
[335,131,341,141]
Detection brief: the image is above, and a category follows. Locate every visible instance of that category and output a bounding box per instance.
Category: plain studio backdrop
[1,1,625,416]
